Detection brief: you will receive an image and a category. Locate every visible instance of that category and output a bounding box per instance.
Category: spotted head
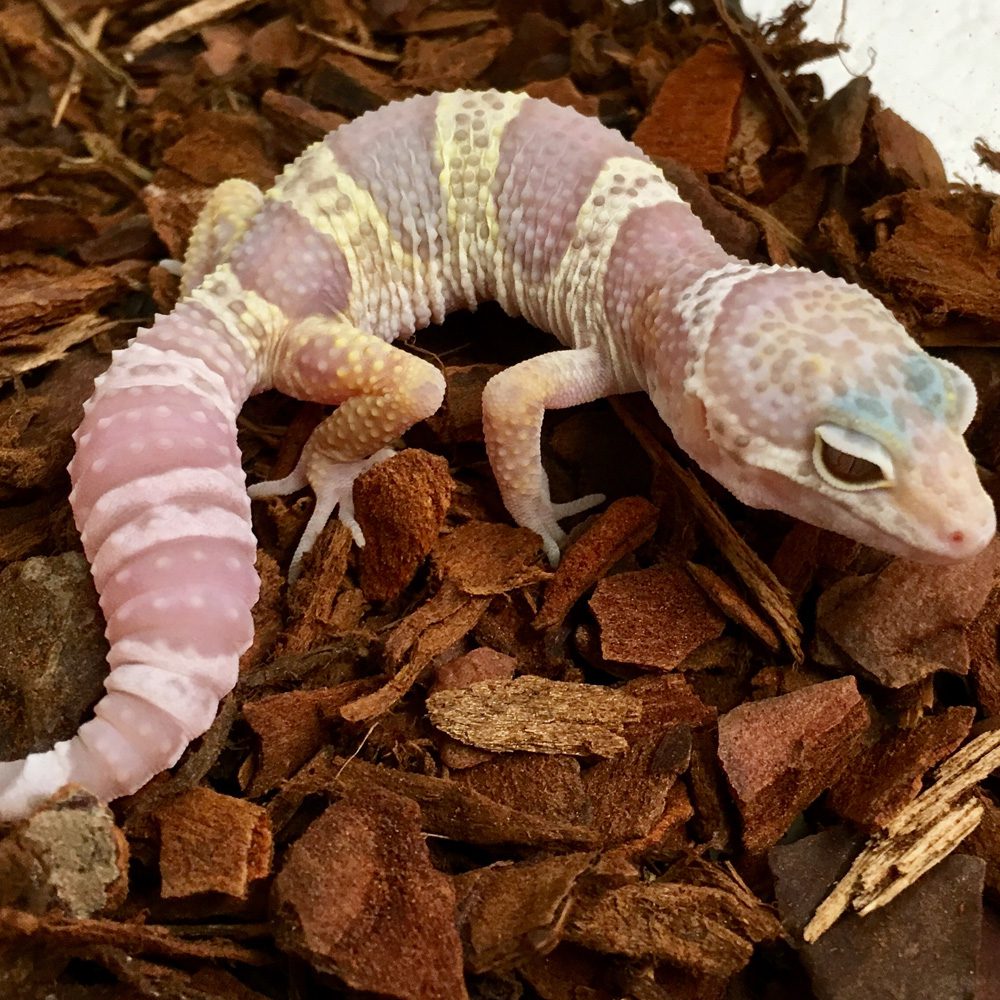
[664,264,995,562]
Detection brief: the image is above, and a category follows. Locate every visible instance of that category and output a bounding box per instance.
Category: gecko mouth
[819,485,992,564]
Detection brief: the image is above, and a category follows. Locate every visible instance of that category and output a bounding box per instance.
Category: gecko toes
[551,493,605,519]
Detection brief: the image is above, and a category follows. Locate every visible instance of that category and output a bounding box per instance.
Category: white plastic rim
[737,0,1000,192]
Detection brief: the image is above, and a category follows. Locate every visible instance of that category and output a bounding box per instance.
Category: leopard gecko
[0,90,992,820]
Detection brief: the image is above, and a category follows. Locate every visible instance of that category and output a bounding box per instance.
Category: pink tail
[0,336,259,819]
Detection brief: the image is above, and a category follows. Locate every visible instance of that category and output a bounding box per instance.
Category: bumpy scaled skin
[0,90,992,819]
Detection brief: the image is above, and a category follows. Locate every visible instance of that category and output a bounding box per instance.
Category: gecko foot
[529,492,607,566]
[248,447,396,581]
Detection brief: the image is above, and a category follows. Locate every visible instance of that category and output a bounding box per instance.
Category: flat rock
[0,553,107,759]
[771,827,985,1000]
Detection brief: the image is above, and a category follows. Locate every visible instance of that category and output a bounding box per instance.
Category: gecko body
[0,90,992,818]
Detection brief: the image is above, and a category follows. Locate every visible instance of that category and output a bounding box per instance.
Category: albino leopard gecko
[0,90,993,819]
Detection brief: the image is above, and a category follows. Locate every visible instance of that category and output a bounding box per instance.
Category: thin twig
[804,727,1000,942]
[52,6,110,127]
[124,0,263,59]
[296,23,400,64]
[36,0,134,91]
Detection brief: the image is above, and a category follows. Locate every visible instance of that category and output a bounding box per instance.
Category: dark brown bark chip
[271,788,468,1000]
[815,541,1000,687]
[623,672,717,727]
[268,752,599,850]
[966,791,1000,896]
[807,76,871,169]
[770,827,985,1000]
[718,677,868,853]
[686,562,781,651]
[454,852,594,973]
[455,753,589,827]
[425,363,503,443]
[968,582,1000,715]
[583,728,691,845]
[827,706,975,831]
[242,679,377,797]
[867,193,1000,325]
[872,106,949,189]
[566,864,780,977]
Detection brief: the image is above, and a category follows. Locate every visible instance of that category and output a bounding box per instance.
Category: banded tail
[0,311,260,819]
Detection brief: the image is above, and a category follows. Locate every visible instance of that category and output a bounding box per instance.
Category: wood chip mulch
[1,1,999,998]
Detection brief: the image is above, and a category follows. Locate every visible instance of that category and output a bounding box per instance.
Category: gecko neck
[604,200,735,407]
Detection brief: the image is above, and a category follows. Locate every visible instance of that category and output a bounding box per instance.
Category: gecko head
[672,267,995,562]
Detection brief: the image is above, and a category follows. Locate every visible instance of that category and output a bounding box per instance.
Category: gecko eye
[813,424,894,491]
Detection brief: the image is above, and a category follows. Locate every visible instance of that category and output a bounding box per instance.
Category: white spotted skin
[1,90,991,820]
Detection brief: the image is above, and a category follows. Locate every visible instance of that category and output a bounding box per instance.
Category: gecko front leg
[481,345,630,564]
[180,178,265,296]
[250,316,445,579]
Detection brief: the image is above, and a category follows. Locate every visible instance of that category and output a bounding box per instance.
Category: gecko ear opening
[813,424,894,491]
[932,357,978,432]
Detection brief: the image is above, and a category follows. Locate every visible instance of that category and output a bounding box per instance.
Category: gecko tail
[0,337,259,821]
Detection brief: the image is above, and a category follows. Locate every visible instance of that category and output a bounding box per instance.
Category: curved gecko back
[0,305,260,819]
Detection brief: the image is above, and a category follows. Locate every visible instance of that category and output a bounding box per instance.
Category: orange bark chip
[354,448,454,601]
[590,564,726,670]
[718,677,868,854]
[535,496,660,630]
[157,787,272,899]
[633,43,745,173]
[243,679,378,797]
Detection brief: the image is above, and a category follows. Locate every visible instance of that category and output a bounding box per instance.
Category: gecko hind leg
[249,316,446,580]
[481,345,631,565]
